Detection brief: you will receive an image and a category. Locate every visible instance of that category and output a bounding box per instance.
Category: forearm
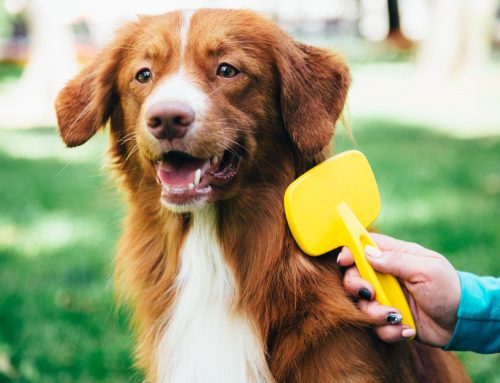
[444,271,500,354]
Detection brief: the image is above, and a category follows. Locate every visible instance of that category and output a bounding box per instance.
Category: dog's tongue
[157,152,207,187]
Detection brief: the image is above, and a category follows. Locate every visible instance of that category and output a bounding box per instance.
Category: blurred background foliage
[0,0,499,382]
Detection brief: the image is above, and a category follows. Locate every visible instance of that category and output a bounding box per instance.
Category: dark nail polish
[358,288,372,300]
[386,312,403,325]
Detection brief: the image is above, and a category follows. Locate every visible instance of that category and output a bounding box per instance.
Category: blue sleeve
[444,271,500,354]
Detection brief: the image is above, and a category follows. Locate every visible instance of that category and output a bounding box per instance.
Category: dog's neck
[156,206,274,383]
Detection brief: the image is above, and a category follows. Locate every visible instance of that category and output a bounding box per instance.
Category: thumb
[364,245,422,282]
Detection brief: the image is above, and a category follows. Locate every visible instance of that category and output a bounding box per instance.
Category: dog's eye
[135,68,152,84]
[217,63,239,78]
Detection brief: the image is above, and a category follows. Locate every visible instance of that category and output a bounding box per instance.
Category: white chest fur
[157,208,273,383]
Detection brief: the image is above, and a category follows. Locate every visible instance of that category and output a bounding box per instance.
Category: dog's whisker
[119,131,138,142]
[205,84,227,97]
[124,144,140,164]
[120,136,139,145]
[219,137,249,156]
[216,141,245,159]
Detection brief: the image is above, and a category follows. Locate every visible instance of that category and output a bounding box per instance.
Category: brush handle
[337,203,416,337]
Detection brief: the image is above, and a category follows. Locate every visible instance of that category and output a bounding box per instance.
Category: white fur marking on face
[180,10,195,56]
[143,70,207,127]
[156,207,273,383]
[142,10,207,143]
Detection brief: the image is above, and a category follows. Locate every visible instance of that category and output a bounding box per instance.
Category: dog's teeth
[172,187,185,193]
[156,176,161,185]
[211,156,218,166]
[194,169,201,186]
[188,182,195,190]
[163,185,171,192]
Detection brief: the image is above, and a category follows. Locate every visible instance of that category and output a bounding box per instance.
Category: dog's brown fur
[55,9,470,382]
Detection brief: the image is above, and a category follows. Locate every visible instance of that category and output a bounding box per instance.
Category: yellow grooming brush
[284,150,416,335]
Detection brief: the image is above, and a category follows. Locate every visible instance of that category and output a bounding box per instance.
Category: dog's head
[56,9,350,212]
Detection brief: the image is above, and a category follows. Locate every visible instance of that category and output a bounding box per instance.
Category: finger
[343,267,374,300]
[357,300,402,325]
[337,246,354,266]
[364,246,426,282]
[338,234,423,267]
[373,325,417,344]
[369,233,423,254]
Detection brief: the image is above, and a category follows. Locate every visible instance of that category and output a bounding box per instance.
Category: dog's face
[56,9,350,212]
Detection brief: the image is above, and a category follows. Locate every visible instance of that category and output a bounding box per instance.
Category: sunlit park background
[0,0,499,381]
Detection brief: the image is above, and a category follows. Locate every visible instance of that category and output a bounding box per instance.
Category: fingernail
[402,328,416,338]
[357,287,372,300]
[365,245,382,258]
[386,312,403,325]
[337,247,347,264]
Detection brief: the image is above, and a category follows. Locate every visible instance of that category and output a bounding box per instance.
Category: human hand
[337,233,461,347]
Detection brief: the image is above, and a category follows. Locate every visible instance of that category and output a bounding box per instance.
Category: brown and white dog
[55,9,470,383]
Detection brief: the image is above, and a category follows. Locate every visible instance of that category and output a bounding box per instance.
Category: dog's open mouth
[155,150,241,206]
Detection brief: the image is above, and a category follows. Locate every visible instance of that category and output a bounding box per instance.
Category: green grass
[0,63,22,82]
[0,122,499,382]
[0,128,139,382]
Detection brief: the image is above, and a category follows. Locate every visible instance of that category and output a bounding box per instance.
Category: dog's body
[56,9,470,383]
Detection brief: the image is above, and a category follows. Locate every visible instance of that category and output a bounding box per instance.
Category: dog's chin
[154,149,241,212]
[160,197,211,214]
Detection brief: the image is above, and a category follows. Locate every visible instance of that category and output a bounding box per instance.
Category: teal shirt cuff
[444,271,500,354]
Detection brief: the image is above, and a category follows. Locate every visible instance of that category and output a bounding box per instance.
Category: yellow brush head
[284,150,416,335]
[284,150,381,255]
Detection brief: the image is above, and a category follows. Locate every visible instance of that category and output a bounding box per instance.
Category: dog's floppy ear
[55,38,125,147]
[275,39,350,160]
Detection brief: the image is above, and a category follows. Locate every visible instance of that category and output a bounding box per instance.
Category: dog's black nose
[146,102,195,140]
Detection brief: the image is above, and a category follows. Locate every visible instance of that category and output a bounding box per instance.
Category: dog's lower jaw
[156,206,273,383]
[160,194,212,214]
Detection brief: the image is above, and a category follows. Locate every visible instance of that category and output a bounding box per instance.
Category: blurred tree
[418,0,496,85]
[387,0,400,35]
[387,0,413,49]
